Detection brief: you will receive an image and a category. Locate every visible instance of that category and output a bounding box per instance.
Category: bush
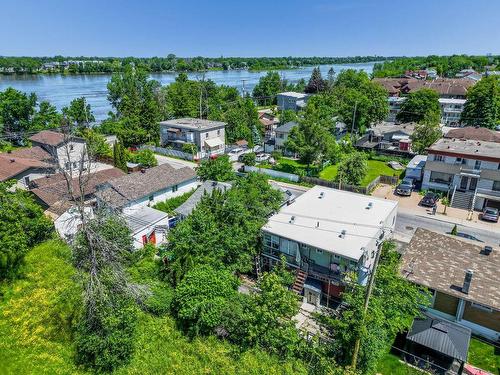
[153,190,194,215]
[240,152,256,166]
[129,148,158,168]
[182,143,197,154]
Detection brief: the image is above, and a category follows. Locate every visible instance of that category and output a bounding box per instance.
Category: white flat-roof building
[261,185,398,306]
[277,92,310,111]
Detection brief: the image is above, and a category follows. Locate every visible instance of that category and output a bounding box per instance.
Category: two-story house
[29,130,88,171]
[261,186,398,307]
[274,121,298,156]
[159,118,226,157]
[356,122,416,155]
[401,228,500,341]
[277,92,310,111]
[422,128,500,210]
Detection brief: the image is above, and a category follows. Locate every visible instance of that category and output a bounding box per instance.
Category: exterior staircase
[291,269,308,295]
[451,190,475,210]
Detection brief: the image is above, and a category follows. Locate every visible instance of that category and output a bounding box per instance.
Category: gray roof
[428,137,500,161]
[369,122,416,137]
[275,121,298,134]
[159,118,226,131]
[124,206,168,233]
[400,228,500,310]
[407,314,471,362]
[278,92,308,99]
[96,164,197,208]
[175,180,232,217]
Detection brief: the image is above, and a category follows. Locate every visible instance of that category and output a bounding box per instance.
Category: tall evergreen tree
[305,67,326,94]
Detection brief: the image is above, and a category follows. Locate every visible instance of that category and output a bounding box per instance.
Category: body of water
[0,62,375,122]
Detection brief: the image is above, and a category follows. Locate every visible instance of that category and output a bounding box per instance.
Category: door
[468,177,478,191]
[459,176,469,190]
[306,291,316,305]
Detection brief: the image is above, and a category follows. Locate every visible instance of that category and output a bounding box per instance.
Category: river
[0,62,375,122]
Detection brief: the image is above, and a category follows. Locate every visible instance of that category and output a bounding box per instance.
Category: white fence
[244,166,300,182]
[140,145,194,161]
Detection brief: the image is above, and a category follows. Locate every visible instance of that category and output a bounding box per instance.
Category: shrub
[240,152,256,166]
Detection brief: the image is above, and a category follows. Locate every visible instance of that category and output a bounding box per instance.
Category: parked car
[481,207,499,223]
[255,153,270,162]
[396,177,415,196]
[229,148,243,154]
[419,192,439,207]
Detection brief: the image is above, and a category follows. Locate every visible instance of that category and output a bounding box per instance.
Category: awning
[205,137,224,148]
[166,127,181,133]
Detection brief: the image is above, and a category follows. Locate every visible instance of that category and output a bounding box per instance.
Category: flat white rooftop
[262,186,398,261]
[278,91,308,98]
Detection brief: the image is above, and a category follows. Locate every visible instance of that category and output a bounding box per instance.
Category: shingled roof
[400,228,500,310]
[29,130,67,146]
[96,163,197,208]
[444,127,500,143]
[0,154,51,181]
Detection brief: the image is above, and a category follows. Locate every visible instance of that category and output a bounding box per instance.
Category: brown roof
[235,140,248,147]
[7,146,52,161]
[29,130,66,146]
[0,155,51,181]
[400,228,500,311]
[373,78,474,97]
[96,163,197,208]
[444,127,500,143]
[30,167,125,207]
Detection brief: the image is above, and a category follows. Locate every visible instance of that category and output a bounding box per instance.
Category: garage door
[485,199,500,210]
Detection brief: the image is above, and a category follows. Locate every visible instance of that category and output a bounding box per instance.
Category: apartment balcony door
[459,176,478,191]
[468,177,478,191]
[459,176,468,191]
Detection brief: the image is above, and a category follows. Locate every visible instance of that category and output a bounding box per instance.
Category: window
[455,157,462,164]
[217,129,221,136]
[493,181,500,191]
[205,132,209,139]
[65,162,70,170]
[434,155,444,162]
[474,160,481,170]
[315,248,323,254]
[268,235,279,249]
[69,144,74,151]
[429,171,453,185]
[280,238,298,256]
[172,185,178,192]
[149,195,154,202]
[24,176,30,186]
[471,302,493,312]
[142,235,148,245]
[461,158,467,165]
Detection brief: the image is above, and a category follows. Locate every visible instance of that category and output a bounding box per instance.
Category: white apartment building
[422,134,500,211]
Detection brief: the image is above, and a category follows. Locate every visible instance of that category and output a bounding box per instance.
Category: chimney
[462,269,473,294]
[289,216,295,224]
[483,246,493,256]
[140,168,146,173]
[10,158,15,163]
[340,229,347,239]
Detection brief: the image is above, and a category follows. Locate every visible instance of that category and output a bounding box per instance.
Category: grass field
[376,352,424,375]
[467,338,500,374]
[320,160,403,186]
[0,240,307,375]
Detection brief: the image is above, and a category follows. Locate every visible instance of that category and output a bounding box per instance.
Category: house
[29,130,88,171]
[387,97,406,122]
[422,128,500,210]
[356,122,416,155]
[405,155,427,182]
[277,92,310,111]
[374,78,475,99]
[30,167,125,216]
[274,121,298,155]
[402,313,471,375]
[175,180,232,219]
[0,147,54,188]
[258,110,279,140]
[95,163,198,213]
[159,118,226,157]
[261,186,398,306]
[455,68,478,78]
[400,228,500,341]
[124,206,169,249]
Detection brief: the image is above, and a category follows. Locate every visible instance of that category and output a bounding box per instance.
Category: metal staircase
[451,189,475,210]
[291,269,308,294]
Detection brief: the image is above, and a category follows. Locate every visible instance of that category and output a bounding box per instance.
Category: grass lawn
[319,160,404,186]
[468,338,500,374]
[376,352,424,375]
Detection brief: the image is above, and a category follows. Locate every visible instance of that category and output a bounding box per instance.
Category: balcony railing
[460,167,481,176]
[476,188,500,199]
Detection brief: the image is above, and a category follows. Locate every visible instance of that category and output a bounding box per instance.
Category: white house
[277,92,310,111]
[274,121,298,155]
[124,206,169,249]
[261,186,398,306]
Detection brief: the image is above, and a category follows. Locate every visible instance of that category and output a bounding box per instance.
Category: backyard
[467,337,500,374]
[261,157,404,187]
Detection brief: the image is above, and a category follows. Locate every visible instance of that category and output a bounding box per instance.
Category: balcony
[476,188,500,200]
[460,167,481,176]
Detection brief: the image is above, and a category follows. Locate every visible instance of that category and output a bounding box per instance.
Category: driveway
[155,154,197,170]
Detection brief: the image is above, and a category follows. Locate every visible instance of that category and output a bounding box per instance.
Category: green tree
[130,148,158,168]
[182,142,197,155]
[0,181,53,280]
[396,88,441,125]
[173,265,239,336]
[336,152,368,186]
[451,224,458,235]
[0,87,37,136]
[62,97,95,131]
[113,140,128,172]
[410,119,442,154]
[240,152,256,166]
[461,76,500,129]
[305,67,326,94]
[196,154,234,181]
[279,109,298,125]
[82,129,112,157]
[31,101,62,131]
[252,72,283,105]
[327,242,430,374]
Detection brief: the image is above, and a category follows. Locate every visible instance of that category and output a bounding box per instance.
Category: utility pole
[351,237,384,370]
[350,101,358,142]
[241,79,247,97]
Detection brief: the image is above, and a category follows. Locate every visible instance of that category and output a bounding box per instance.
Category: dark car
[396,178,415,196]
[420,192,439,207]
[455,232,484,243]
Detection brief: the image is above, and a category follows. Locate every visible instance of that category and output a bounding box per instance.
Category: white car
[255,153,270,162]
[229,148,243,154]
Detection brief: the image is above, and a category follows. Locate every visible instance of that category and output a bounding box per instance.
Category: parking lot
[372,184,500,231]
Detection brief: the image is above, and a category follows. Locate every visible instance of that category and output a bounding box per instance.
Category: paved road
[396,211,500,246]
[155,154,197,170]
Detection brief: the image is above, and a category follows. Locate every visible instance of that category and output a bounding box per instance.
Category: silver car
[481,207,499,223]
[396,178,414,196]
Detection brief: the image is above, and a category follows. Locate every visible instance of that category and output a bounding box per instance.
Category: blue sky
[1,0,499,57]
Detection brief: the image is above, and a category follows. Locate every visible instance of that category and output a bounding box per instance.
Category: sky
[1,0,499,57]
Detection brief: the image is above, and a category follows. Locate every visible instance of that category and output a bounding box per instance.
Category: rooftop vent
[366,202,374,210]
[289,216,295,224]
[340,229,347,239]
[462,269,473,294]
[319,192,325,199]
[483,246,493,256]
[316,221,320,228]
[10,158,15,163]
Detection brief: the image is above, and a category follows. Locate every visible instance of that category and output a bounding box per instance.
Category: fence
[301,174,400,195]
[244,166,300,182]
[140,145,194,161]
